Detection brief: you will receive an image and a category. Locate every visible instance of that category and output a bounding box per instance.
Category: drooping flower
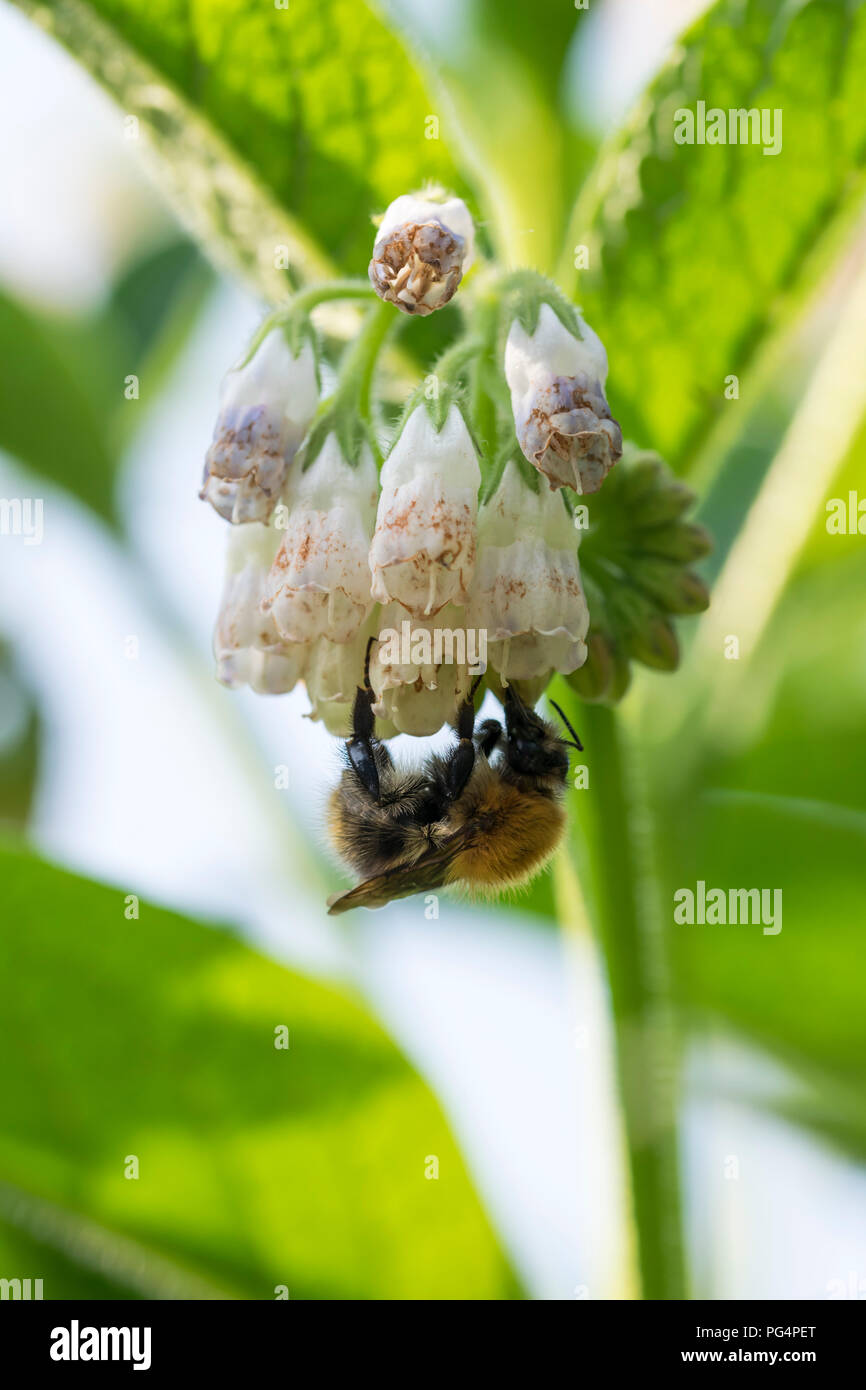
[369,603,475,737]
[214,521,308,695]
[505,303,622,495]
[262,435,377,645]
[304,625,372,736]
[369,192,475,316]
[466,459,589,683]
[369,403,481,618]
[200,327,318,524]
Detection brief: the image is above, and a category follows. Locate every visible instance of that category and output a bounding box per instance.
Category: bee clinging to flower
[326,640,584,913]
[199,186,709,914]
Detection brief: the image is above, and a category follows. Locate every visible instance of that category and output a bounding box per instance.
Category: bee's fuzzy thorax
[444,759,567,889]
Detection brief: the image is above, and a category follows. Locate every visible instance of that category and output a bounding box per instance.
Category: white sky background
[0,0,864,1300]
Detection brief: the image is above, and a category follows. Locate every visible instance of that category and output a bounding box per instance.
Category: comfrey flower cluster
[202,190,708,737]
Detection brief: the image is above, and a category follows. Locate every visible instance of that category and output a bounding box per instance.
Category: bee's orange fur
[445,760,566,890]
[326,696,573,912]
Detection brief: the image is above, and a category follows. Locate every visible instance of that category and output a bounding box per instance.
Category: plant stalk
[562,696,689,1300]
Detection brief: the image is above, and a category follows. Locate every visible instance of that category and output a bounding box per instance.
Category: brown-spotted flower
[369,402,481,618]
[263,435,377,645]
[200,327,318,524]
[505,303,622,495]
[214,521,308,695]
[466,459,589,683]
[369,192,475,316]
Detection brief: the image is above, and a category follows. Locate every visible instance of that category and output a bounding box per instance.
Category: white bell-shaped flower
[263,436,377,645]
[304,627,368,736]
[304,624,398,739]
[369,404,480,619]
[505,303,621,495]
[369,603,474,736]
[466,460,589,682]
[201,328,318,524]
[214,522,308,695]
[369,192,475,316]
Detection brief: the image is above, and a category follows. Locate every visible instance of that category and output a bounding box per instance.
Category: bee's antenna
[468,672,484,705]
[549,700,584,752]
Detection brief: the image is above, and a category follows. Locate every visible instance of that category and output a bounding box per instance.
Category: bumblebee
[326,642,583,914]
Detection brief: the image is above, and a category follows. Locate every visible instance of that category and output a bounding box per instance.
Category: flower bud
[369,404,481,618]
[466,460,589,683]
[262,435,377,645]
[368,193,475,316]
[201,328,318,524]
[369,603,473,737]
[214,522,307,695]
[505,303,621,494]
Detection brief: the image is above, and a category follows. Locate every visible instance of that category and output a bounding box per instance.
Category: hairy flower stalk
[263,435,378,644]
[467,460,590,684]
[369,402,481,618]
[200,326,318,524]
[505,302,622,495]
[369,192,475,316]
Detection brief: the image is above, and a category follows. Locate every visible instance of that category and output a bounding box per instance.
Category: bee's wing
[326,828,473,915]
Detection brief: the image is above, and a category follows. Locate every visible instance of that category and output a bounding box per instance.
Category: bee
[326,641,583,914]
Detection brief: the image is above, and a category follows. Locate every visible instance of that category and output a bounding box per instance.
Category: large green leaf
[561,0,866,470]
[0,289,117,521]
[16,0,462,300]
[0,237,212,523]
[656,545,866,1146]
[0,645,40,833]
[0,845,518,1299]
[385,0,592,273]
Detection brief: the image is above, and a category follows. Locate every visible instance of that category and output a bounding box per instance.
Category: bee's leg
[444,687,478,801]
[475,718,502,758]
[346,637,382,802]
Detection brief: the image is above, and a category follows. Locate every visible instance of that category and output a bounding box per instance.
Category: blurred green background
[0,0,864,1300]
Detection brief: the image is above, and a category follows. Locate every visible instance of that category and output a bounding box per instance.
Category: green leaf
[0,237,212,523]
[0,844,518,1299]
[17,0,462,300]
[0,645,40,833]
[104,237,214,417]
[0,287,117,521]
[385,0,591,272]
[0,1215,136,1300]
[652,544,866,1141]
[561,0,866,470]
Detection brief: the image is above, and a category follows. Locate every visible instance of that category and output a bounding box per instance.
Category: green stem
[563,696,688,1300]
[468,291,501,457]
[299,301,393,469]
[284,277,378,317]
[244,279,378,360]
[335,299,393,423]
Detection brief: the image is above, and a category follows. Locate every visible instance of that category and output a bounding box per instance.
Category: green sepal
[296,396,377,474]
[478,436,541,507]
[384,333,485,461]
[498,269,584,341]
[563,443,713,704]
